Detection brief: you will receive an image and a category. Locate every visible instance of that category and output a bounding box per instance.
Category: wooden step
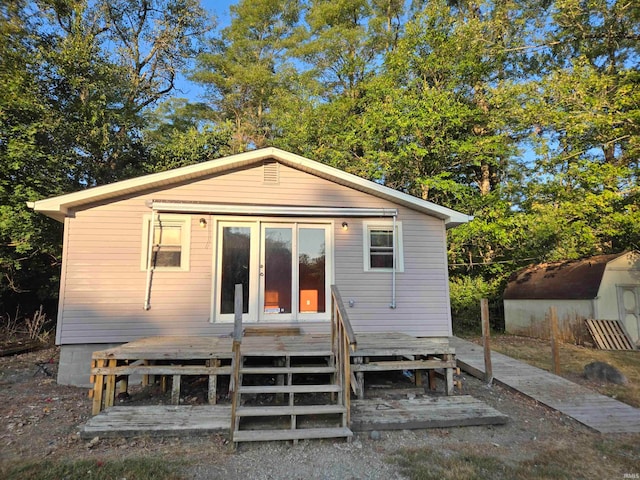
[236,405,346,417]
[240,366,335,375]
[240,350,334,357]
[238,384,341,394]
[233,426,352,442]
[352,359,456,372]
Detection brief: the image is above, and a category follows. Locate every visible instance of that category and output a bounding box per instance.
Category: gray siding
[58,162,451,344]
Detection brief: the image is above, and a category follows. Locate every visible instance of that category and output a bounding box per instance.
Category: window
[363,221,404,272]
[141,214,191,271]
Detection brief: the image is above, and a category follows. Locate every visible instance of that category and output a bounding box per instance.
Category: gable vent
[263,160,279,184]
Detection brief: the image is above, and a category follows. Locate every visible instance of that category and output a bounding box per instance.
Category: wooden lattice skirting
[585,319,636,350]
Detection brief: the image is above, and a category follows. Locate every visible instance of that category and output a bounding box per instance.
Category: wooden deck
[81,396,507,439]
[82,405,232,438]
[351,396,508,431]
[94,333,334,360]
[451,337,640,434]
[89,333,457,415]
[94,333,453,359]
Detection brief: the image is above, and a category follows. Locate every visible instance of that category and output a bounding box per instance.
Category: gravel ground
[0,346,621,479]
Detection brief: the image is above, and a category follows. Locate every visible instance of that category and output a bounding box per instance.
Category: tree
[0,0,211,315]
[523,0,640,257]
[192,0,302,151]
[143,98,233,172]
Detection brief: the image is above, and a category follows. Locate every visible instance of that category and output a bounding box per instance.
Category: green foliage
[143,98,233,172]
[449,275,504,333]
[191,0,302,151]
[0,1,211,315]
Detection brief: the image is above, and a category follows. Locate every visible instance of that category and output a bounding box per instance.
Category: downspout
[144,208,156,310]
[390,214,397,309]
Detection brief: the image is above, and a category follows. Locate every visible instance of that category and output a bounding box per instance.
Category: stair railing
[330,285,357,426]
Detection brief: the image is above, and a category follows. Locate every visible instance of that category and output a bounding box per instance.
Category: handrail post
[230,284,243,443]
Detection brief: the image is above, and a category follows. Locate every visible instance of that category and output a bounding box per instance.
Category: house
[503,252,640,344]
[30,147,471,387]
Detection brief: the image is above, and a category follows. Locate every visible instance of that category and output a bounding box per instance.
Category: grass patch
[390,436,640,480]
[1,457,184,480]
[484,334,640,407]
[390,447,516,480]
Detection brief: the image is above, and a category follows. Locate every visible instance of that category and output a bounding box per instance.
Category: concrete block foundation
[58,343,122,387]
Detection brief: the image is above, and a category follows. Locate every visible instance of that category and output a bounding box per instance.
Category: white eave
[29,147,473,228]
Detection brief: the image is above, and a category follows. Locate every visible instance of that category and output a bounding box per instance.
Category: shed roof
[29,147,472,228]
[503,253,628,300]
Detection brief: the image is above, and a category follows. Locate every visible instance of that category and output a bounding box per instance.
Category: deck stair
[231,351,352,444]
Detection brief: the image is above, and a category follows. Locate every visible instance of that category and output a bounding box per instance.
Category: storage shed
[503,252,640,345]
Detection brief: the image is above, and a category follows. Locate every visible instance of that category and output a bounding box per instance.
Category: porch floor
[93,332,454,360]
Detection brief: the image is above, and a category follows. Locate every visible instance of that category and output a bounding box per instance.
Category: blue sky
[173,0,236,101]
[201,0,235,28]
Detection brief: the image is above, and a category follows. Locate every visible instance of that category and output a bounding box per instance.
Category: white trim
[151,202,398,218]
[362,221,405,273]
[140,214,191,272]
[212,218,333,323]
[55,216,71,344]
[30,147,471,227]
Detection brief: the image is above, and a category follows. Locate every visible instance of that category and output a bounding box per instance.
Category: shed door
[617,285,640,344]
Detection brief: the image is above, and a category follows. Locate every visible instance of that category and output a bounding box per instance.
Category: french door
[215,220,331,322]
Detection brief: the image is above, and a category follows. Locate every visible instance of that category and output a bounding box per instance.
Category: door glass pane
[299,228,326,313]
[264,228,292,314]
[221,227,251,314]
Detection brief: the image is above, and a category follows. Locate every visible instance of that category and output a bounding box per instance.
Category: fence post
[549,306,561,375]
[481,298,493,384]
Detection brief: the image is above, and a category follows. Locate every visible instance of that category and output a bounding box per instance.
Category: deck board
[351,396,508,431]
[451,337,640,434]
[81,396,507,438]
[81,405,232,438]
[92,333,456,360]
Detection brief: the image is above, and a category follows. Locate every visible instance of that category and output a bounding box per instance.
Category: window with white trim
[141,214,191,271]
[363,221,404,272]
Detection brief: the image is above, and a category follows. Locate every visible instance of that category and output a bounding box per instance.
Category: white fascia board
[30,149,277,221]
[150,201,398,217]
[29,147,472,228]
[273,150,472,227]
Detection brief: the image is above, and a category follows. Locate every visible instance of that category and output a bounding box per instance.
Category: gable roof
[503,253,628,300]
[29,147,472,228]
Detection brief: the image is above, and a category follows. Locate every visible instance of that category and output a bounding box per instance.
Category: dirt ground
[1,346,639,479]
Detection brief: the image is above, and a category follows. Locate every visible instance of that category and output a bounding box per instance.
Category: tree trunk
[479,163,491,196]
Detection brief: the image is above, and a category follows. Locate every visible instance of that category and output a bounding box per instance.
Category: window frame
[362,220,404,272]
[140,214,191,271]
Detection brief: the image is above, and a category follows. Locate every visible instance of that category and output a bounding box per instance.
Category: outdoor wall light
[342,222,348,231]
[199,218,207,228]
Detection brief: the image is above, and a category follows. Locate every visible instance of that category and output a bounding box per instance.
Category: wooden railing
[229,283,243,442]
[330,285,357,426]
